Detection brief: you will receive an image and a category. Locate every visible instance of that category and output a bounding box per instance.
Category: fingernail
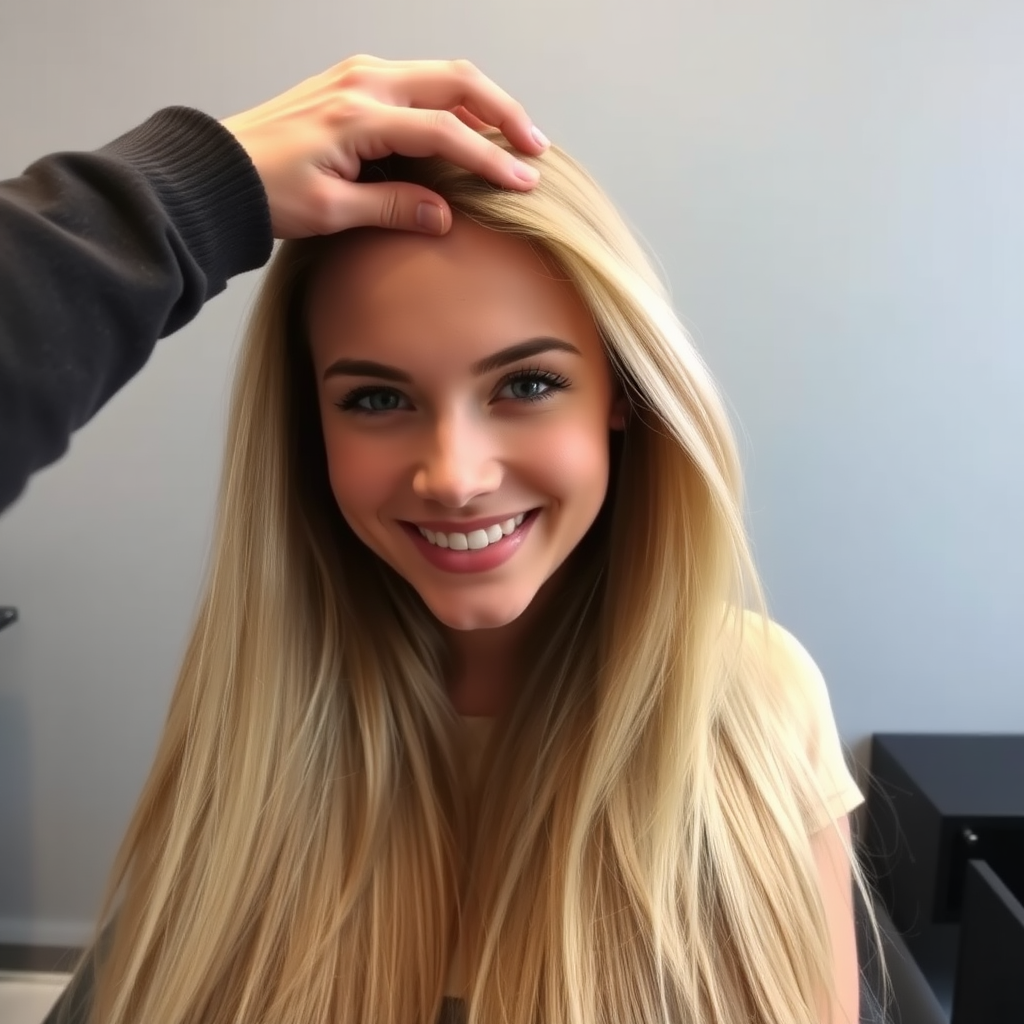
[513,160,540,184]
[416,202,446,234]
[531,125,550,148]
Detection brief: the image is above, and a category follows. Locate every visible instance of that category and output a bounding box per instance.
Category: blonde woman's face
[306,217,624,631]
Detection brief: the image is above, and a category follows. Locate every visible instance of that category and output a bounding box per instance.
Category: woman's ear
[609,394,630,431]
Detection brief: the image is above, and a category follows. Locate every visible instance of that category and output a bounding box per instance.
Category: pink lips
[402,510,538,574]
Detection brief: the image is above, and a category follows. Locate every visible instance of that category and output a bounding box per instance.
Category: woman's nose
[411,414,502,508]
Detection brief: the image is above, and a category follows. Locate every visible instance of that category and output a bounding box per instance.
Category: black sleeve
[0,106,274,513]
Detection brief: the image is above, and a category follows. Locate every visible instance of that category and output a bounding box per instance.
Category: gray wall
[1,0,1021,944]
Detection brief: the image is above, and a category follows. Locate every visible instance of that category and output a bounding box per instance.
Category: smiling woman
[52,139,886,1024]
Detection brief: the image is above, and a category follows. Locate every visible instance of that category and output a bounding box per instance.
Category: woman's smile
[401,509,539,574]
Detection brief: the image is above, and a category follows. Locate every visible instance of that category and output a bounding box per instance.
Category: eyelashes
[498,367,571,402]
[336,367,571,414]
[337,386,407,414]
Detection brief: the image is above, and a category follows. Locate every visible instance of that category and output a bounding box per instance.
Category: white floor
[0,972,70,1024]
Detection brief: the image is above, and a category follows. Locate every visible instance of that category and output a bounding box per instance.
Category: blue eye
[337,387,409,413]
[498,369,570,403]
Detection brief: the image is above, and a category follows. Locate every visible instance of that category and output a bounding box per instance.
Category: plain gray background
[1,0,1021,945]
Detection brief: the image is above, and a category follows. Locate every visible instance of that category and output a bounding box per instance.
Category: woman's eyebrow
[322,359,411,383]
[471,337,581,374]
[322,337,581,383]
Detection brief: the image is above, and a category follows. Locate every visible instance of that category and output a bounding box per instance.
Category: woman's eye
[337,387,409,413]
[508,378,548,400]
[497,371,570,403]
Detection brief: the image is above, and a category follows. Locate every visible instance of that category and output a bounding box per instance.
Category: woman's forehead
[305,218,600,368]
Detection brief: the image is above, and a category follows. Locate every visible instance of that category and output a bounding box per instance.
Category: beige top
[764,618,866,828]
[442,620,864,997]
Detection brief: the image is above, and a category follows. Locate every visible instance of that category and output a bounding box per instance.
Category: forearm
[0,107,272,511]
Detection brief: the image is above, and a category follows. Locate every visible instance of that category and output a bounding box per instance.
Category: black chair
[951,859,1024,1023]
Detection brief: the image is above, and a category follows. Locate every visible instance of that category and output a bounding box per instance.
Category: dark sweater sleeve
[0,106,273,512]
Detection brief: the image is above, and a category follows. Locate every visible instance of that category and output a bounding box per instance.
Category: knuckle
[449,58,480,80]
[326,93,369,130]
[379,189,402,230]
[309,182,338,223]
[335,54,382,91]
[337,66,370,91]
[338,52,372,73]
[425,108,459,135]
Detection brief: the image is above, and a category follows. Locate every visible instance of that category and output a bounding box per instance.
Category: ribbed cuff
[100,106,273,284]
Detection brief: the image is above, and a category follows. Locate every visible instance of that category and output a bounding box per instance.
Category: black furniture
[952,859,1024,1023]
[866,734,1024,1023]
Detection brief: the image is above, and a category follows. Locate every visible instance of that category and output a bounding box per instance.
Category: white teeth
[417,512,531,551]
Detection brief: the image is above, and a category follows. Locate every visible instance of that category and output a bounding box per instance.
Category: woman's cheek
[325,435,391,515]
[537,422,611,498]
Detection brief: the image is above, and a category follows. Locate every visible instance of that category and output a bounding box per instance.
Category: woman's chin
[425,597,532,633]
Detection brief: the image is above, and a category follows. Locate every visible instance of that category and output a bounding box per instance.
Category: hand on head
[220,55,549,239]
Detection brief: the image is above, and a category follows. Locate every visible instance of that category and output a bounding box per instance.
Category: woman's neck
[443,580,556,717]
[442,558,579,716]
[444,617,528,717]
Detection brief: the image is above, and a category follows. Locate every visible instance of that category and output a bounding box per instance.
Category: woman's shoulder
[727,607,865,829]
[728,608,830,714]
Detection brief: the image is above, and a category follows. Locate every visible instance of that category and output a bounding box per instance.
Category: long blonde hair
[77,139,885,1024]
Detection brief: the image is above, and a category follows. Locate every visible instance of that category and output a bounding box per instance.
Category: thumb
[330,181,452,236]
